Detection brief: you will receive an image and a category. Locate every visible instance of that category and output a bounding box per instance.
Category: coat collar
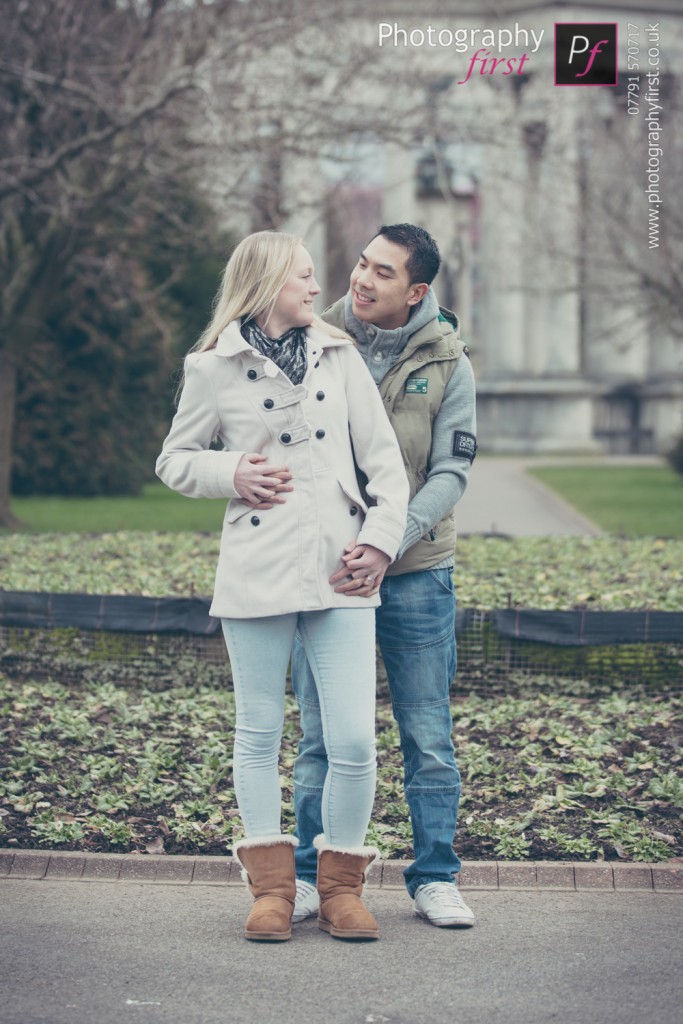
[214,319,352,360]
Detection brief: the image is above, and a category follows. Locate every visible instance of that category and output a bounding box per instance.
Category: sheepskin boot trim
[233,835,298,942]
[314,835,380,941]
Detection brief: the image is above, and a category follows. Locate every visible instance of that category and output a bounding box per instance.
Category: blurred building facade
[266,1,683,454]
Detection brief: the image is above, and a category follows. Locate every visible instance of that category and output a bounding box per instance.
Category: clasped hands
[234,452,389,595]
[328,541,390,597]
[234,453,293,508]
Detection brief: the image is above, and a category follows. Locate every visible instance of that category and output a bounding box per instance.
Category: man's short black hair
[372,223,441,286]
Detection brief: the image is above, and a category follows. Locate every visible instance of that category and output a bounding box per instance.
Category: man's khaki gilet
[322,299,464,575]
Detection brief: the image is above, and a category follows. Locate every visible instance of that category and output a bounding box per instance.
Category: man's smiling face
[349,235,428,331]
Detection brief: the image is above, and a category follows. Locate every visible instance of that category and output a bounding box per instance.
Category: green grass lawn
[529,465,683,538]
[8,466,683,537]
[9,483,224,533]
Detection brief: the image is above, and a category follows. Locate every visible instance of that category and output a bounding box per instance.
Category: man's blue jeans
[292,568,461,898]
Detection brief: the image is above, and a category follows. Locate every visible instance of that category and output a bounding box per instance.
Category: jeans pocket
[428,568,455,596]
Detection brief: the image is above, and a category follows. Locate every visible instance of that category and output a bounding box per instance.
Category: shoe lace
[421,882,468,909]
[295,879,316,900]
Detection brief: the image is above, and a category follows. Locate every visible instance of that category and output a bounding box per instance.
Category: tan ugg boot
[233,835,298,942]
[314,835,380,941]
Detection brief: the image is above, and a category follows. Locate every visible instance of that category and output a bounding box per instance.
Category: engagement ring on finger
[365,575,376,584]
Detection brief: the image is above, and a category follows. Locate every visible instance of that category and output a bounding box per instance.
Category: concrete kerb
[2,849,682,892]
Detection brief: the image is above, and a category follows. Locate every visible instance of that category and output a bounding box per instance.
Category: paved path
[2,879,681,1024]
[457,454,666,537]
[456,456,604,536]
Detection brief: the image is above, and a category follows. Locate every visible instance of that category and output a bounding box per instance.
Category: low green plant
[1,533,681,610]
[648,771,683,808]
[175,797,222,819]
[1,675,681,861]
[87,815,140,846]
[465,817,533,859]
[535,826,600,858]
[30,810,86,845]
[593,817,675,862]
[89,792,131,813]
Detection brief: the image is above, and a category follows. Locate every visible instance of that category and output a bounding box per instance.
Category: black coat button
[315,429,325,439]
[314,361,320,368]
[316,390,325,401]
[280,433,292,444]
[250,516,260,526]
[349,505,358,516]
[247,369,258,380]
[264,398,274,409]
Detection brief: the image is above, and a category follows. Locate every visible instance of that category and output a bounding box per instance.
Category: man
[291,223,477,928]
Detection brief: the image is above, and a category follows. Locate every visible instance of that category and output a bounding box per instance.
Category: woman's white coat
[156,320,409,618]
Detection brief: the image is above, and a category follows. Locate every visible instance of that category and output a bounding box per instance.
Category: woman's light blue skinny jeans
[221,608,376,845]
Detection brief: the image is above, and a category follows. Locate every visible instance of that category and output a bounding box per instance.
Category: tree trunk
[0,350,21,528]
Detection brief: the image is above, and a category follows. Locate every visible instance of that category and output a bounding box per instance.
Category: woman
[156,231,408,942]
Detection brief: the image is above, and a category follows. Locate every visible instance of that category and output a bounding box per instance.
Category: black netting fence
[0,591,681,696]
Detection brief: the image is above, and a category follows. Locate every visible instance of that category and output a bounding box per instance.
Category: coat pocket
[225,499,254,525]
[336,479,368,515]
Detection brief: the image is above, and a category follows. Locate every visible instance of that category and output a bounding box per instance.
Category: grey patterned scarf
[240,319,308,385]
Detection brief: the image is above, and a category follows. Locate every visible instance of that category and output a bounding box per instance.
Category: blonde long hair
[176,231,347,400]
[192,230,303,353]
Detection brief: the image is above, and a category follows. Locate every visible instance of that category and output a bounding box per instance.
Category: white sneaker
[292,879,319,923]
[414,882,475,927]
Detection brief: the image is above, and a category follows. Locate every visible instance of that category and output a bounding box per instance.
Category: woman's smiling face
[261,245,321,337]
